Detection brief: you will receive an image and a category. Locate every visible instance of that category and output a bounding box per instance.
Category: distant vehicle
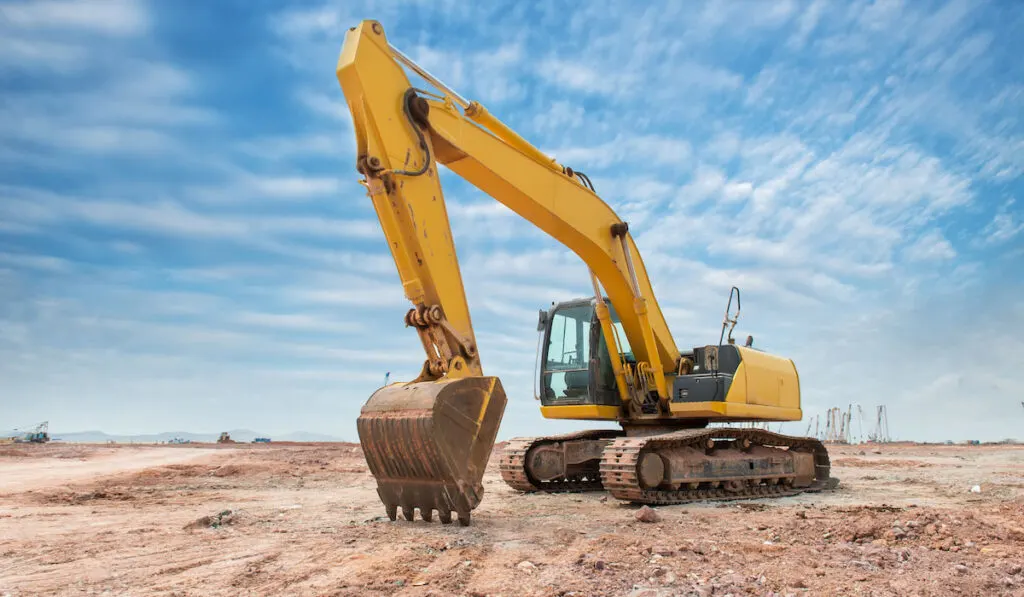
[252,437,271,444]
[10,421,49,444]
[217,432,236,444]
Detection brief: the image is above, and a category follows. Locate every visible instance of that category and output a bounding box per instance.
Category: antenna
[718,286,741,347]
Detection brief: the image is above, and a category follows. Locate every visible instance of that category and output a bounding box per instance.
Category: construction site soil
[1,441,1021,596]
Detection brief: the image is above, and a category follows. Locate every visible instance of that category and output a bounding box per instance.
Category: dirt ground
[1,440,1022,597]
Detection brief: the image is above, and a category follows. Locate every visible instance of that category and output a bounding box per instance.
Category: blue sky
[1,0,1022,442]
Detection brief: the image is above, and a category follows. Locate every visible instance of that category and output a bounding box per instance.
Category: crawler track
[600,428,836,504]
[499,429,624,493]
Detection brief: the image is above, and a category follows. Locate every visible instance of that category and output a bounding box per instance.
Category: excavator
[335,20,836,526]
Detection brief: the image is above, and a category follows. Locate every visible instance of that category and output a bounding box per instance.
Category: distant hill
[49,429,347,443]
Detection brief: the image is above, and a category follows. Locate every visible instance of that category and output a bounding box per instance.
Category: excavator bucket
[356,376,507,526]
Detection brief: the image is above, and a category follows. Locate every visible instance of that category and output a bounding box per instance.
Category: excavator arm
[336,21,690,525]
[338,20,679,401]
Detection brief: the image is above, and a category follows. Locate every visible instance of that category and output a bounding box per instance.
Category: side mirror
[537,309,548,332]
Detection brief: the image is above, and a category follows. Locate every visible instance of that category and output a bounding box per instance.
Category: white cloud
[237,134,347,160]
[938,31,993,75]
[2,91,195,154]
[0,11,217,163]
[0,36,85,71]
[288,283,407,309]
[856,0,907,33]
[546,134,691,170]
[744,67,779,106]
[90,172,345,207]
[676,165,726,206]
[704,131,742,162]
[296,89,351,123]
[722,181,754,202]
[708,235,793,265]
[280,249,397,276]
[0,0,148,36]
[629,124,977,320]
[110,241,143,254]
[977,199,1023,246]
[530,100,585,135]
[540,57,741,99]
[63,125,177,153]
[3,59,216,129]
[448,199,515,219]
[0,218,38,235]
[800,133,972,217]
[914,0,973,51]
[787,0,825,49]
[232,311,362,333]
[690,0,797,38]
[672,61,743,92]
[0,252,70,272]
[270,5,346,37]
[461,248,584,286]
[248,176,342,198]
[0,187,381,248]
[626,180,676,203]
[904,230,957,262]
[538,58,634,96]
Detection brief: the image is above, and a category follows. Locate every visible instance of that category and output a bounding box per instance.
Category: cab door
[538,299,624,408]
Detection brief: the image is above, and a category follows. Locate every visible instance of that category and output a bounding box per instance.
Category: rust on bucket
[356,375,507,526]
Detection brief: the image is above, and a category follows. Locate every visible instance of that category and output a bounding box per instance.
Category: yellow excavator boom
[339,20,679,392]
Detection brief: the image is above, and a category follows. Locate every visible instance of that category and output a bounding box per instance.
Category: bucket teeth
[357,376,507,526]
[373,501,469,524]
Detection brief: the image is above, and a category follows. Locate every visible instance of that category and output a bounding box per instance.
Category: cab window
[543,304,593,402]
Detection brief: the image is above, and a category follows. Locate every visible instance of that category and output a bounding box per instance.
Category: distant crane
[868,405,891,443]
[853,405,866,444]
[824,407,851,444]
[805,414,820,440]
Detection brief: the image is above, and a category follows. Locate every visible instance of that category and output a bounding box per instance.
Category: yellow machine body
[666,346,802,420]
[539,346,801,421]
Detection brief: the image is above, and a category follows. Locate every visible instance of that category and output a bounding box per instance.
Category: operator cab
[535,298,631,408]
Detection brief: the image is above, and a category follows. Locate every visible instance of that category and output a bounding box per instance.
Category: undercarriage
[500,427,837,504]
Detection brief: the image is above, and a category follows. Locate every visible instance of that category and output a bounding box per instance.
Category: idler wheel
[638,452,665,489]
